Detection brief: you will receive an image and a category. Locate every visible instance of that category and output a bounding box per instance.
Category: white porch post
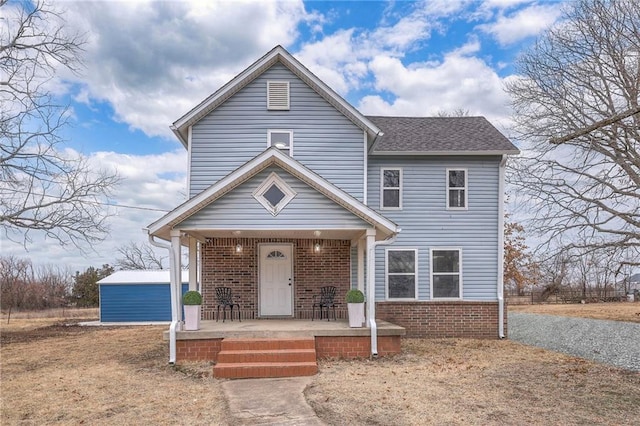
[365,228,377,356]
[168,229,182,364]
[357,235,365,293]
[188,236,198,291]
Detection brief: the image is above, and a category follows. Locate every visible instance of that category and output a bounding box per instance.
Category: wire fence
[506,289,638,305]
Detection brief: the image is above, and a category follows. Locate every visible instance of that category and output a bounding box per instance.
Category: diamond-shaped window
[253,172,296,216]
[263,184,286,208]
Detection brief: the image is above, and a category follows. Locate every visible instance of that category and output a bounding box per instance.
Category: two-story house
[147,46,519,369]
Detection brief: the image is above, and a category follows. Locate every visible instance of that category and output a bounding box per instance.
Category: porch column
[188,236,198,291]
[365,228,377,356]
[357,235,365,293]
[168,229,182,364]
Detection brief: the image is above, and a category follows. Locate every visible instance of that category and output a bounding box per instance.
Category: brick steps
[213,338,318,379]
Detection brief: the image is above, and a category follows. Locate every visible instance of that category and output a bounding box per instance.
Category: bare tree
[506,0,640,265]
[0,0,119,249]
[115,241,167,270]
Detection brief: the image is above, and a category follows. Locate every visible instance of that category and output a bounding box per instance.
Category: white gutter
[367,231,399,357]
[147,231,179,363]
[497,155,507,339]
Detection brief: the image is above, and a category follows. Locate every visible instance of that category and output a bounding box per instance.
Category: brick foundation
[175,335,402,363]
[376,301,506,338]
[200,238,351,320]
[176,338,223,362]
[315,335,401,358]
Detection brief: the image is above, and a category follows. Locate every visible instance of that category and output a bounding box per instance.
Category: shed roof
[367,116,519,155]
[98,270,189,284]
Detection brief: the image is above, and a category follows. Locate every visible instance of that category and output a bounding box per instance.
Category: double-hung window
[268,130,293,156]
[381,168,402,209]
[446,169,467,210]
[430,249,462,299]
[386,249,417,299]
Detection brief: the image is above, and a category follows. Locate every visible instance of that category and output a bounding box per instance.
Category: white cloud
[359,40,511,125]
[59,0,313,139]
[478,3,563,45]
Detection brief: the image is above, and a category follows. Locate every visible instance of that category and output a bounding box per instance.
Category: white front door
[259,244,293,316]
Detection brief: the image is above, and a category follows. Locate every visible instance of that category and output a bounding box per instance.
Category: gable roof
[147,148,399,241]
[171,45,382,147]
[367,116,519,155]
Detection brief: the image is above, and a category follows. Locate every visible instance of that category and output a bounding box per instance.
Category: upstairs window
[446,169,467,210]
[268,130,293,156]
[381,168,402,209]
[267,81,290,110]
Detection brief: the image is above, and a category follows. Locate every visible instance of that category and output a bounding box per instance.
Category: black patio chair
[312,286,337,321]
[215,287,241,322]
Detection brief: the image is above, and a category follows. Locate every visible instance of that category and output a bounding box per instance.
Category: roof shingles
[367,116,519,154]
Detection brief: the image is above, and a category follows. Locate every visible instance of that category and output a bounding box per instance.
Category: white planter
[184,305,201,331]
[348,303,365,328]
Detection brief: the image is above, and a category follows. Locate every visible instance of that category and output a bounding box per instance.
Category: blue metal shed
[98,270,189,322]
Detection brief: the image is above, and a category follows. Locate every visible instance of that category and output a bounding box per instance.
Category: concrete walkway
[222,376,325,425]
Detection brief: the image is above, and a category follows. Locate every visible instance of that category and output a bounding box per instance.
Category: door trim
[258,243,294,317]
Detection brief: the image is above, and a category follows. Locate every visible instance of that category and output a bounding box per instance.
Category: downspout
[147,232,179,363]
[497,155,507,339]
[367,231,399,358]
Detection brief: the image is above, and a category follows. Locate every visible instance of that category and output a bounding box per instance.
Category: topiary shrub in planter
[346,289,365,328]
[182,290,202,331]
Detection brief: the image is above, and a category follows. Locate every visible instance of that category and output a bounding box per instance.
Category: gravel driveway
[508,312,640,372]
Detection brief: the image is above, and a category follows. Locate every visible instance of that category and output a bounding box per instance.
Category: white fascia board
[170,125,188,149]
[148,148,398,238]
[371,149,521,156]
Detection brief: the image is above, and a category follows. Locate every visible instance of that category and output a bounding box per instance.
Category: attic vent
[267,81,290,110]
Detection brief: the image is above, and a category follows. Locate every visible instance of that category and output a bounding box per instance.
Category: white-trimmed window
[446,169,467,210]
[267,81,290,110]
[381,168,402,209]
[386,249,417,299]
[430,249,462,299]
[253,172,296,216]
[268,130,293,156]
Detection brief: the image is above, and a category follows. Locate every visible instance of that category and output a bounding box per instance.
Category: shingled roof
[367,116,519,154]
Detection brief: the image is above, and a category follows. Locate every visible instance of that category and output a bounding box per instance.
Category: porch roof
[147,148,399,242]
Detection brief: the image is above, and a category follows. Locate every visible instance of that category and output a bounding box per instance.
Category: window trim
[446,168,468,211]
[252,172,297,216]
[266,80,290,110]
[430,247,463,300]
[385,248,418,300]
[380,167,402,210]
[267,130,293,156]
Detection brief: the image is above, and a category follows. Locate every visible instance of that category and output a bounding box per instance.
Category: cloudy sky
[3,0,566,271]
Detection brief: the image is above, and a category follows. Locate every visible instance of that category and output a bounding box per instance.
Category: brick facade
[176,338,222,362]
[201,238,351,320]
[376,301,506,338]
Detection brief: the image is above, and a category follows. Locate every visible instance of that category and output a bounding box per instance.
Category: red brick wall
[315,336,401,358]
[201,238,351,320]
[376,301,506,339]
[176,339,222,362]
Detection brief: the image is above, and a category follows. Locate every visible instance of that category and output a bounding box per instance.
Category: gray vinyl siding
[178,166,370,230]
[190,63,365,200]
[368,156,501,301]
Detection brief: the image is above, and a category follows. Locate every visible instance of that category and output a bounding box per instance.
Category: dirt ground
[2,309,639,425]
[509,301,640,323]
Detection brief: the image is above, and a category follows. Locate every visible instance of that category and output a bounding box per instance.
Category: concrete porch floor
[164,319,405,340]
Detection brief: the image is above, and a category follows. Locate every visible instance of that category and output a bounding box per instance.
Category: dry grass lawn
[2,309,639,425]
[509,301,640,323]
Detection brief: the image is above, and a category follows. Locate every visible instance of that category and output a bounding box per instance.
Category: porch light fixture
[314,242,321,252]
[235,243,243,253]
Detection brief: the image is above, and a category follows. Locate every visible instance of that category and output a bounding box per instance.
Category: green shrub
[345,289,365,303]
[182,290,202,305]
